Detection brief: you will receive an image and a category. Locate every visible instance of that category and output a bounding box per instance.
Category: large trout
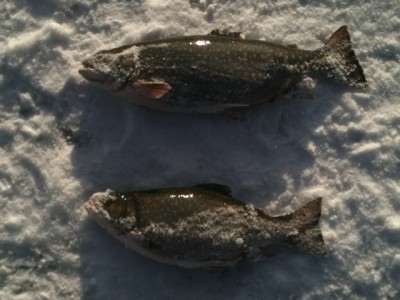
[79,25,368,113]
[85,184,326,268]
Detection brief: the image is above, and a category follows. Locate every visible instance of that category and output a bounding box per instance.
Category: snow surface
[1,0,399,299]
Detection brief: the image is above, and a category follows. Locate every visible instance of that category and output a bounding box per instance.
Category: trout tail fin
[321,25,369,91]
[285,198,327,256]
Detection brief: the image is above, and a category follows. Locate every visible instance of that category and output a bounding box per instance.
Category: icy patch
[2,21,72,55]
[3,214,24,232]
[350,142,381,156]
[385,216,400,231]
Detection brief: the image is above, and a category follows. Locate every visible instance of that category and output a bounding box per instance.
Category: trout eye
[82,60,93,68]
[104,196,128,219]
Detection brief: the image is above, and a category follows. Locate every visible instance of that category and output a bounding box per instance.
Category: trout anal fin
[208,29,245,39]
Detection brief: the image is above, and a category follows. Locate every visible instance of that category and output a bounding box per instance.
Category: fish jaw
[79,51,135,92]
[79,60,109,83]
[79,56,112,82]
[79,68,114,92]
[79,68,126,93]
[84,190,137,233]
[84,191,110,219]
[79,63,121,91]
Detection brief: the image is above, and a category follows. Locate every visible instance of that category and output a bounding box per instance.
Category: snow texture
[0,0,399,299]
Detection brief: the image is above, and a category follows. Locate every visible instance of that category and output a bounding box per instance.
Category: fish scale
[125,186,243,227]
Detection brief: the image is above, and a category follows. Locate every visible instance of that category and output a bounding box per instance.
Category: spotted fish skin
[79,25,368,113]
[85,184,326,268]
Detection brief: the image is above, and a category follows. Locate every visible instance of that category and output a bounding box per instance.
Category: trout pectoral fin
[133,81,172,99]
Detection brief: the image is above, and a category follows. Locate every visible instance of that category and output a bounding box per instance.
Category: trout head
[79,47,138,92]
[85,190,137,232]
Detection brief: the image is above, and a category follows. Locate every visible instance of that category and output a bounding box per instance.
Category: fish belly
[122,205,272,267]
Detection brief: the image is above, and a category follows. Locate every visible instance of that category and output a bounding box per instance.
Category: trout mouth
[85,190,128,219]
[79,61,108,83]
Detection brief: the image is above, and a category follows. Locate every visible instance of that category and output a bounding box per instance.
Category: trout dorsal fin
[195,183,232,196]
[133,81,171,99]
[208,29,245,39]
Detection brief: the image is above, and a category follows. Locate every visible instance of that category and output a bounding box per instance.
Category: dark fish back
[132,186,244,227]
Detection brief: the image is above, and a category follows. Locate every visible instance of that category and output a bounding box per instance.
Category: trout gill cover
[85,184,326,268]
[79,26,368,113]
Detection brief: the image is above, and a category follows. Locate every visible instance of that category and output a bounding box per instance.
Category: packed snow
[0,0,399,299]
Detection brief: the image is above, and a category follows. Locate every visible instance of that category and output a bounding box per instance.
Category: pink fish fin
[208,29,245,39]
[133,81,172,99]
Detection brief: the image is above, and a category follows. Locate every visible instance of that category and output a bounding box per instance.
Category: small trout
[79,26,368,113]
[85,184,326,268]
